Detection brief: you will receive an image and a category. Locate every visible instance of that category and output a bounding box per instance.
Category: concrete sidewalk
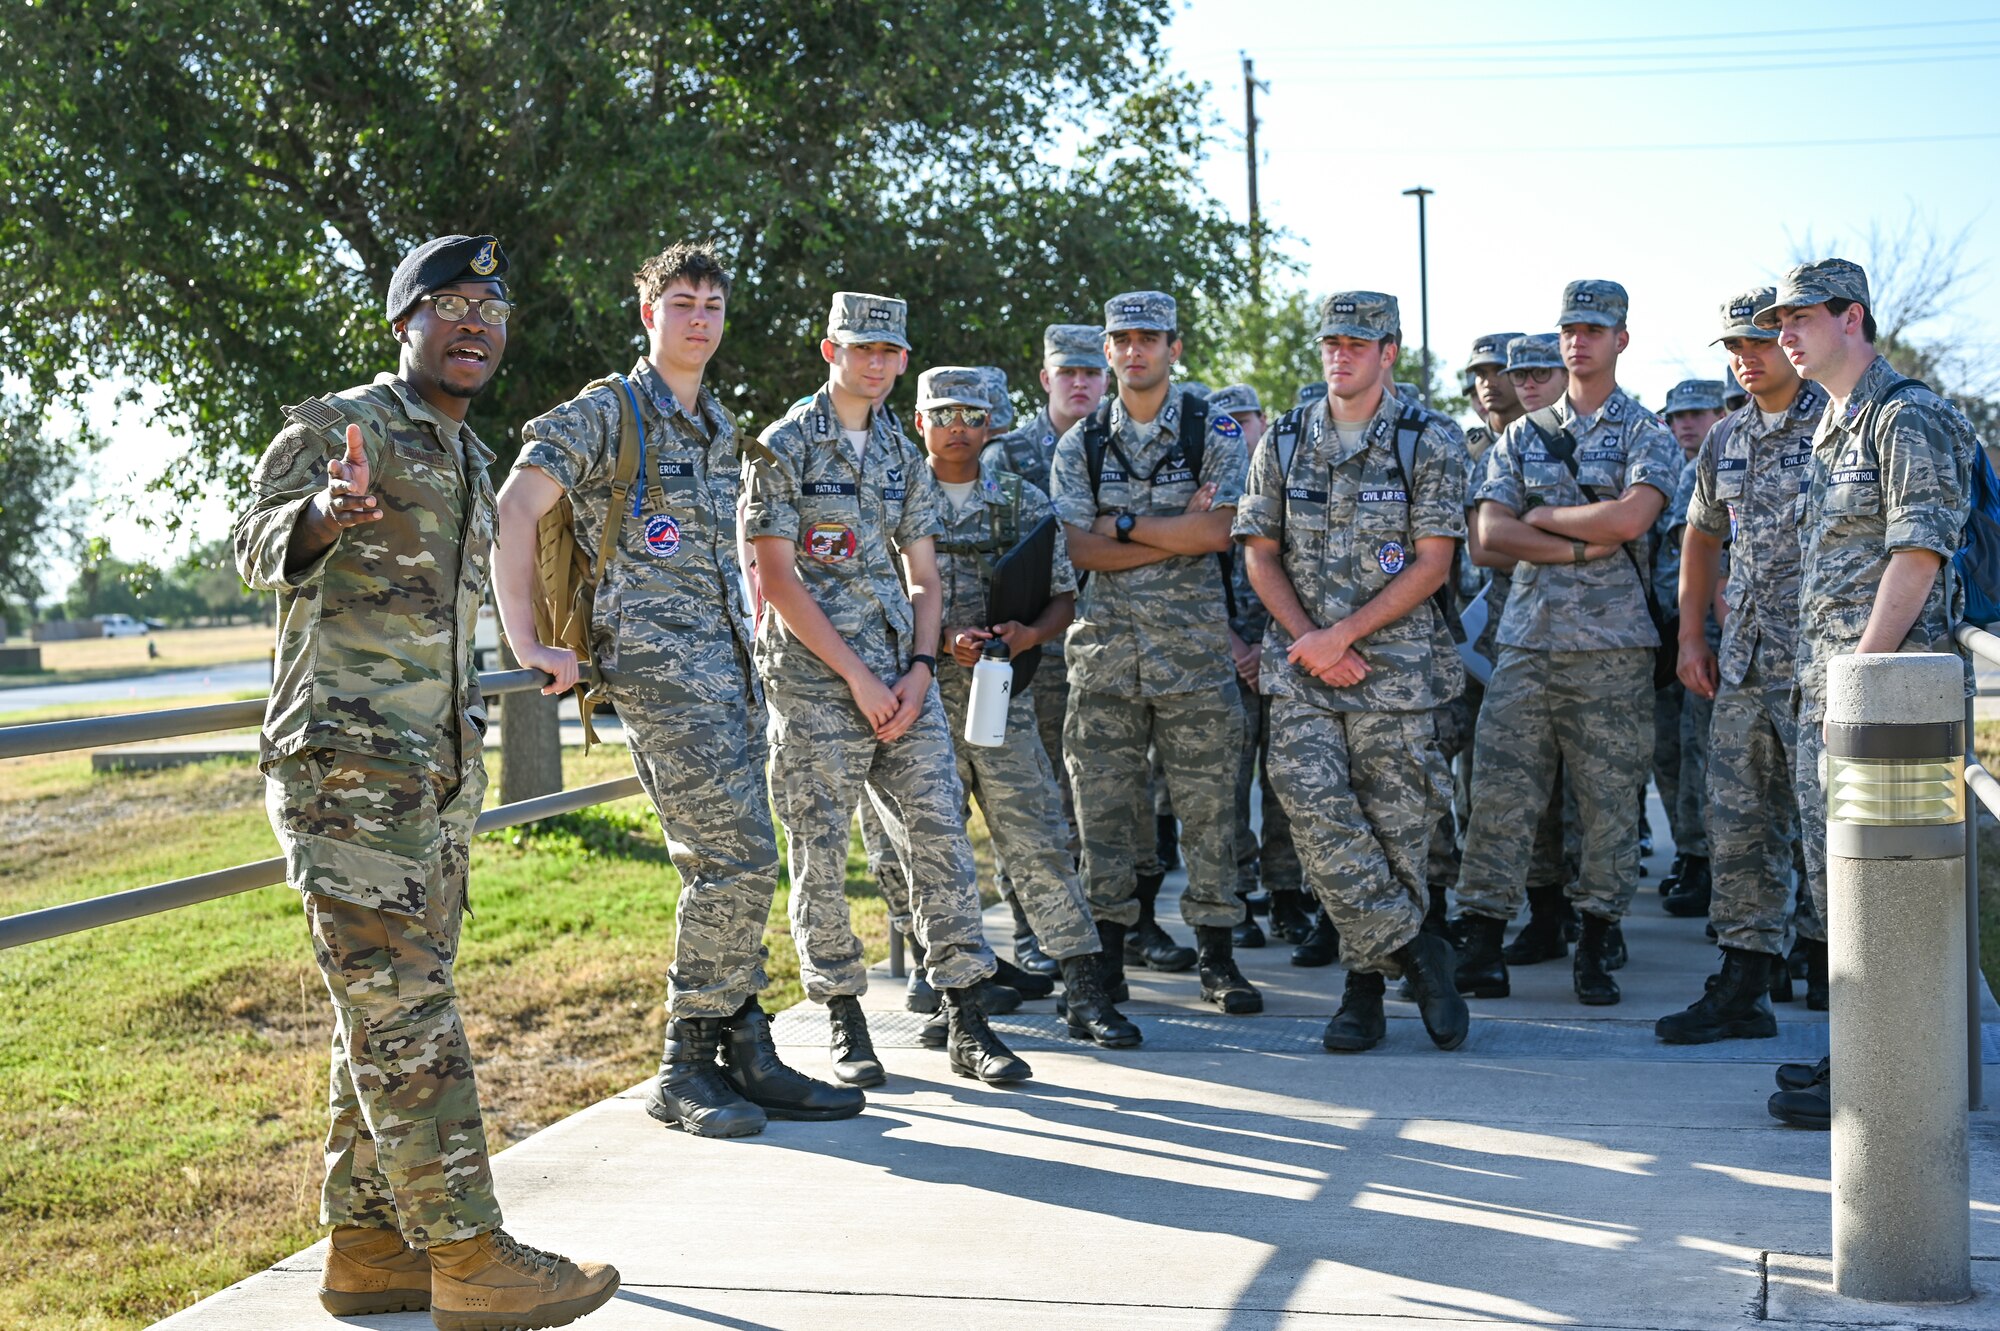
[156,816,1999,1330]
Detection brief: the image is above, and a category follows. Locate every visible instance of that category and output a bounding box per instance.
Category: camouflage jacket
[1796,355,1977,715]
[1049,383,1247,698]
[744,387,942,693]
[1233,391,1468,713]
[983,406,1063,494]
[234,374,494,779]
[516,359,758,706]
[1476,386,1681,652]
[1684,383,1825,688]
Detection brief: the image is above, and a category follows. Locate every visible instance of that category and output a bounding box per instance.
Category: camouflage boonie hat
[1663,379,1727,416]
[1208,384,1262,417]
[1464,331,1525,373]
[915,366,989,412]
[1505,334,1563,372]
[1753,259,1870,329]
[1297,382,1329,406]
[1317,291,1399,341]
[1557,279,1628,328]
[1043,323,1109,369]
[1104,290,1177,334]
[973,366,1016,430]
[1723,366,1748,407]
[826,291,910,349]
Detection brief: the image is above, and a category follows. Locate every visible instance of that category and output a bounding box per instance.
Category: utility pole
[1243,53,1265,301]
[1402,186,1434,407]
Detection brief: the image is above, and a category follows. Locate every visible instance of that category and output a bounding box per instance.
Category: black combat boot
[1194,925,1263,1014]
[1572,913,1620,1006]
[1655,949,1778,1044]
[1058,953,1142,1048]
[1603,921,1628,971]
[1804,938,1829,1011]
[718,999,866,1120]
[1267,889,1315,944]
[1767,1057,1830,1130]
[645,1017,768,1138]
[1662,855,1712,917]
[904,934,938,1014]
[1245,887,1272,915]
[1321,970,1387,1052]
[992,956,1055,1001]
[1658,851,1689,898]
[1787,935,1811,980]
[1006,892,1060,978]
[1774,1055,1829,1092]
[1096,919,1131,1003]
[1420,884,1452,939]
[944,988,1032,1085]
[1156,814,1180,870]
[825,994,885,1087]
[1290,906,1339,968]
[1391,931,1470,1050]
[1559,892,1581,943]
[1769,954,1796,1003]
[1231,893,1267,949]
[1500,884,1568,965]
[1126,871,1197,971]
[1453,914,1510,998]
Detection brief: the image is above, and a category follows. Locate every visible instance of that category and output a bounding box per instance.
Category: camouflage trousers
[1708,660,1823,954]
[993,651,1078,909]
[1066,683,1245,929]
[1236,687,1301,895]
[1425,689,1475,894]
[1268,699,1443,974]
[1654,681,1714,859]
[267,750,498,1249]
[1794,701,1833,937]
[768,684,995,999]
[611,680,780,1019]
[1459,647,1654,923]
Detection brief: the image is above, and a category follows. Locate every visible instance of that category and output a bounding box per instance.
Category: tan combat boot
[318,1224,431,1316]
[427,1229,620,1331]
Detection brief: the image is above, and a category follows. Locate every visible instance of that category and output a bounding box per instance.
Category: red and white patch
[806,522,858,563]
[644,514,681,558]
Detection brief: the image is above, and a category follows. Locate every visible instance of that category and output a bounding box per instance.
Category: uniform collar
[1559,385,1634,435]
[1310,390,1399,468]
[630,359,726,443]
[1835,354,1902,427]
[380,373,492,466]
[1108,382,1185,447]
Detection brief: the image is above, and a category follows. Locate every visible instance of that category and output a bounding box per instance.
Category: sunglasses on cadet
[422,294,513,326]
[930,407,989,427]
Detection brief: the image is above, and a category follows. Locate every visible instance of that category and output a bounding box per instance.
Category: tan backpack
[531,376,641,750]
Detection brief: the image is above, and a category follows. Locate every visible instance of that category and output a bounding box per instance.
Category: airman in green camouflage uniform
[1457,281,1681,1007]
[1235,293,1471,1053]
[238,235,617,1325]
[1050,290,1262,1015]
[747,293,1028,1088]
[1657,287,1829,1046]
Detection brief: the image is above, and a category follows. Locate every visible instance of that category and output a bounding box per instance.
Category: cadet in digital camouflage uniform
[1652,379,1730,916]
[1757,259,1980,1129]
[1050,290,1261,1015]
[1456,281,1681,1007]
[1234,292,1471,1053]
[493,242,861,1142]
[1656,286,1829,1047]
[235,235,619,1327]
[746,291,1031,1087]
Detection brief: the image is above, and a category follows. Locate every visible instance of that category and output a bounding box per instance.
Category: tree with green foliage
[0,397,96,632]
[0,1,1249,505]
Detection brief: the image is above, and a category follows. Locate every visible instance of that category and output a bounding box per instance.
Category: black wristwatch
[1114,513,1138,543]
[910,653,936,675]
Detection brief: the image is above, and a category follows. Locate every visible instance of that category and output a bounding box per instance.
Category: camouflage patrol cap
[1043,323,1109,369]
[1663,379,1727,416]
[1208,384,1262,417]
[1505,334,1563,372]
[973,366,1016,430]
[1753,259,1870,330]
[1317,291,1400,342]
[1297,382,1329,406]
[915,366,989,412]
[1178,380,1211,400]
[385,234,508,323]
[826,291,911,349]
[1557,279,1629,329]
[1104,291,1177,334]
[1723,367,1748,408]
[1393,382,1421,401]
[1464,332,1526,373]
[1714,286,1780,343]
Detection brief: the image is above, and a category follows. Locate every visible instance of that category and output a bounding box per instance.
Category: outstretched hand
[324,424,381,528]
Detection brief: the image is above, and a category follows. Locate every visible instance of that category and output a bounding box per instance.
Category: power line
[1274,15,2000,55]
[1307,130,2000,158]
[1305,49,2000,83]
[1297,38,2000,68]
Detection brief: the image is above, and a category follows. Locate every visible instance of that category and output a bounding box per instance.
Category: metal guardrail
[0,669,639,952]
[1954,623,1997,1113]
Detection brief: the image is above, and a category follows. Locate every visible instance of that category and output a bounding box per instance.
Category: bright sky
[39,0,2000,595]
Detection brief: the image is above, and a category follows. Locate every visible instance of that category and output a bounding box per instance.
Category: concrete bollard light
[1823,652,1972,1304]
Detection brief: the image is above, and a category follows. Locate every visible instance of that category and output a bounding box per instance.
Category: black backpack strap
[1385,407,1465,644]
[1178,393,1209,485]
[1270,406,1309,547]
[1082,399,1116,505]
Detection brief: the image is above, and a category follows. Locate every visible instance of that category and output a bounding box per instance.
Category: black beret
[384,234,508,323]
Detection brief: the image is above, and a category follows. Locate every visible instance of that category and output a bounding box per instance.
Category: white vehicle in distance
[474,601,502,671]
[99,613,150,638]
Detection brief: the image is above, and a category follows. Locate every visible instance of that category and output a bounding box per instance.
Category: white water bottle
[964,640,1012,748]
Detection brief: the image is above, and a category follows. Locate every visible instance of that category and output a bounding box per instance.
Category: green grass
[0,745,924,1330]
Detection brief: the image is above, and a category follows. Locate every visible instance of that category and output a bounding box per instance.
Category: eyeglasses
[422,294,513,326]
[930,407,989,427]
[1507,367,1558,385]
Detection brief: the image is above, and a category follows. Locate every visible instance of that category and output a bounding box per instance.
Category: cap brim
[1710,323,1778,344]
[1317,323,1384,341]
[1103,322,1173,335]
[829,330,911,350]
[1557,311,1619,328]
[917,396,987,410]
[1462,354,1506,373]
[1045,353,1109,370]
[1750,305,1802,331]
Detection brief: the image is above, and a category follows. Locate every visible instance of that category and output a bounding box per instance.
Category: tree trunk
[498,639,563,804]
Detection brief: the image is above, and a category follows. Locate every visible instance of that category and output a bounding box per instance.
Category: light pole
[1402,186,1434,407]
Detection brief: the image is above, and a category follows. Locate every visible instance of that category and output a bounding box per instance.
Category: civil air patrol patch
[644,515,681,558]
[1376,540,1406,575]
[806,522,858,563]
[1214,415,1242,439]
[470,240,499,276]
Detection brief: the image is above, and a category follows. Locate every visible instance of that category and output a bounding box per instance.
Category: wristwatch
[1571,539,1588,566]
[910,653,936,675]
[1114,513,1138,543]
